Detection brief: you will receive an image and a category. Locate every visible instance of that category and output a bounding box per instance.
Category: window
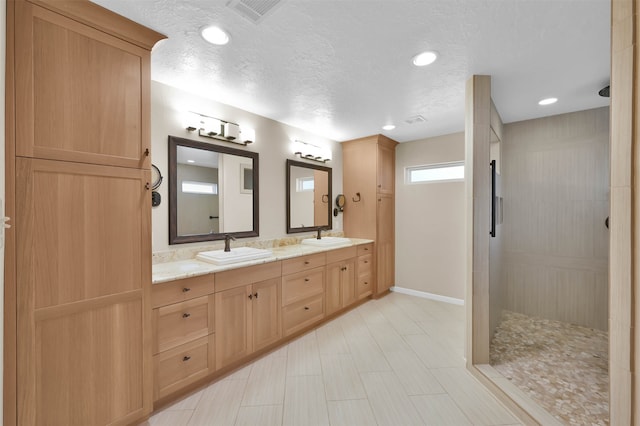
[296,177,314,192]
[182,180,218,194]
[406,161,465,184]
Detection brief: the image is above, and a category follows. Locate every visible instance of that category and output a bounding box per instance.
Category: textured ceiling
[92,0,611,143]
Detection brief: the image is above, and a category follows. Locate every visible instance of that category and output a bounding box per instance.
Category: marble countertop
[152,238,374,284]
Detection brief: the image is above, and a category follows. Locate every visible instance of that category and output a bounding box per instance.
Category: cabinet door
[341,259,357,307]
[15,1,151,168]
[16,158,151,426]
[252,278,282,351]
[376,195,395,294]
[325,262,342,315]
[215,286,252,370]
[377,143,395,195]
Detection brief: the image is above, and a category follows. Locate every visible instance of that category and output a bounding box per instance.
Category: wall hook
[352,192,361,202]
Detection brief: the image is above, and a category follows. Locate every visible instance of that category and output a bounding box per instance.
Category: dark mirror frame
[286,159,332,234]
[169,135,259,244]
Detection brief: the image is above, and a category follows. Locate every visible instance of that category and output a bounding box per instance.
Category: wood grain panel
[325,262,342,315]
[325,246,357,264]
[35,297,146,425]
[16,158,148,309]
[15,1,154,168]
[154,296,211,354]
[154,335,213,400]
[376,195,394,294]
[282,295,324,336]
[215,261,281,292]
[357,243,373,257]
[342,136,378,239]
[281,253,325,275]
[151,274,215,308]
[214,285,252,370]
[282,267,325,307]
[252,278,282,351]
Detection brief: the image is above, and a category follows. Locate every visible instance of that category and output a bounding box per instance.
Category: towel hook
[352,192,361,202]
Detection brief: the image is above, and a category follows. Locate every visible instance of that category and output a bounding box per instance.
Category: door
[325,262,342,315]
[377,142,395,195]
[341,259,357,307]
[376,195,395,294]
[16,158,151,425]
[252,277,282,351]
[215,285,252,369]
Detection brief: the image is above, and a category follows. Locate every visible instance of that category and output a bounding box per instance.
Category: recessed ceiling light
[382,124,396,131]
[201,26,230,45]
[538,97,558,106]
[412,51,438,67]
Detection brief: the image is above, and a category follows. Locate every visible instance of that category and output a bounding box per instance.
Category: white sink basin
[196,247,272,265]
[301,237,352,247]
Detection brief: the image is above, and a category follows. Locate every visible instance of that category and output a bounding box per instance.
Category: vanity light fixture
[412,51,438,67]
[201,26,230,45]
[293,140,332,163]
[185,111,254,145]
[538,97,558,106]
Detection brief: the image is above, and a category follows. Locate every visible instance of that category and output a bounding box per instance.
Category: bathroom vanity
[151,239,374,406]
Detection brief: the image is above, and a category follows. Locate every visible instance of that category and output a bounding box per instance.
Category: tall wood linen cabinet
[342,135,398,296]
[5,1,165,424]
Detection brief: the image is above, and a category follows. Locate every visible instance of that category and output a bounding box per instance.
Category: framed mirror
[169,135,259,244]
[286,159,332,233]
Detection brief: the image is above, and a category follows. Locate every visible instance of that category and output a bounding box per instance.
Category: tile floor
[142,292,522,426]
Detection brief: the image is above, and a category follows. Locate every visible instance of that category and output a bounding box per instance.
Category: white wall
[395,132,466,300]
[150,81,343,252]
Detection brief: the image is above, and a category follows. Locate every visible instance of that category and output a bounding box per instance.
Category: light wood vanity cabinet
[282,254,326,336]
[7,1,165,424]
[151,276,215,400]
[343,135,398,296]
[357,243,374,299]
[326,247,357,314]
[214,262,282,369]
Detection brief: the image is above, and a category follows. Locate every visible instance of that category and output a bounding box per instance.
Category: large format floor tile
[143,292,522,426]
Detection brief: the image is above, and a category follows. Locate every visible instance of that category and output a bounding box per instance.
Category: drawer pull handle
[364,261,368,264]
[248,294,253,300]
[304,306,310,310]
[254,292,259,299]
[183,287,191,292]
[304,278,310,282]
[304,261,310,265]
[182,313,191,318]
[183,356,191,362]
[365,282,369,285]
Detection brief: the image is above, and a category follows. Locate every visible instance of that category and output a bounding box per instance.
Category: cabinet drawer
[326,246,357,264]
[357,243,374,257]
[282,253,326,275]
[282,267,324,307]
[282,295,324,336]
[357,274,373,299]
[216,261,281,292]
[152,274,215,308]
[154,295,213,354]
[357,254,373,276]
[154,334,214,400]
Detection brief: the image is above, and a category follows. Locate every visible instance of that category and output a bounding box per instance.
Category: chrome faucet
[224,234,236,252]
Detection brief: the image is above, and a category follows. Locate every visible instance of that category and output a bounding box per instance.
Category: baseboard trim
[391,286,465,306]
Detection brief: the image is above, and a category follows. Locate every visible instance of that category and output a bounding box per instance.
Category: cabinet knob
[183,356,191,362]
[144,148,150,156]
[364,261,368,264]
[183,287,191,292]
[145,182,150,190]
[248,294,253,300]
[182,313,191,318]
[365,282,369,285]
[304,278,310,282]
[304,306,310,310]
[304,261,310,265]
[254,292,259,299]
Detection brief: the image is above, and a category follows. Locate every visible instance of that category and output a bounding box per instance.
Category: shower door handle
[605,216,609,229]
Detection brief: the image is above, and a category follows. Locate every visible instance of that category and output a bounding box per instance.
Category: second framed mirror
[286,159,332,233]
